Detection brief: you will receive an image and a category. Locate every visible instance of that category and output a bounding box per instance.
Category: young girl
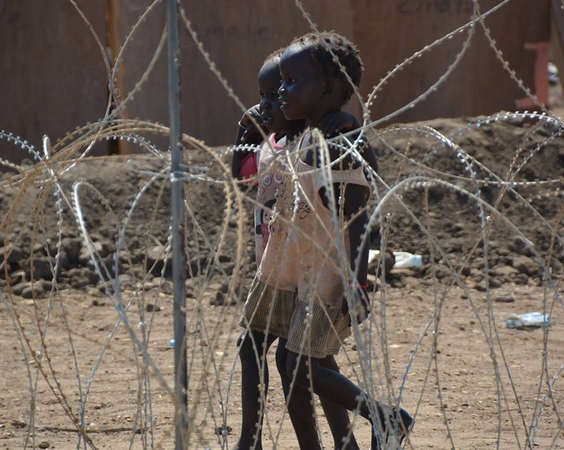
[233,49,362,450]
[263,31,414,449]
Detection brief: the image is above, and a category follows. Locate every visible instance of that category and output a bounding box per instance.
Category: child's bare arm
[319,110,358,137]
[358,138,378,174]
[238,104,265,144]
[344,183,369,286]
[231,105,263,179]
[341,183,370,322]
[320,111,378,174]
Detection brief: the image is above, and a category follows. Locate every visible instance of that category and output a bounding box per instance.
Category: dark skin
[232,53,376,179]
[278,43,370,299]
[231,103,263,180]
[232,59,304,181]
[278,43,411,449]
[233,59,360,450]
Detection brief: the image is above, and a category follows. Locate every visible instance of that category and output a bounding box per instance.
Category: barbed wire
[0,1,563,449]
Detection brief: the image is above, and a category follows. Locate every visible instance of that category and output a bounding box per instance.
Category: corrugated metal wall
[352,0,551,123]
[0,0,551,165]
[108,0,355,153]
[0,1,109,165]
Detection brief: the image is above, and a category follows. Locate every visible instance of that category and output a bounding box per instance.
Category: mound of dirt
[1,114,563,299]
[371,114,564,290]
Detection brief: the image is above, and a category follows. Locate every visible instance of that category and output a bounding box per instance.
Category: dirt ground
[1,90,563,449]
[1,282,562,450]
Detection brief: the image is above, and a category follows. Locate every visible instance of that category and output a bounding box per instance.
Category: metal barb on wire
[167,0,188,449]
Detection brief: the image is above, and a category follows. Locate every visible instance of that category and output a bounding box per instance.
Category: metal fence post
[166,0,188,448]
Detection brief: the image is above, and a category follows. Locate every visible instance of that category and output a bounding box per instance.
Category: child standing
[262,31,414,449]
[233,49,361,450]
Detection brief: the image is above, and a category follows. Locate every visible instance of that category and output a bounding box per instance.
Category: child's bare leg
[275,341,321,450]
[319,356,360,450]
[286,351,413,450]
[235,330,278,450]
[275,344,359,450]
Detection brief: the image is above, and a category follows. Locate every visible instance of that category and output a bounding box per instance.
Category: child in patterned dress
[233,48,363,450]
[264,31,414,449]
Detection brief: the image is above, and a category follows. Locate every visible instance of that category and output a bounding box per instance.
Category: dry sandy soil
[1,94,563,449]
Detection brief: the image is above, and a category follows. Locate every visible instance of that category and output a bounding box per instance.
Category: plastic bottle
[393,251,423,269]
[505,312,551,329]
[368,249,381,263]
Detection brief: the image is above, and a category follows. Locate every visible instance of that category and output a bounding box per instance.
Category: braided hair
[290,31,363,104]
[263,46,285,64]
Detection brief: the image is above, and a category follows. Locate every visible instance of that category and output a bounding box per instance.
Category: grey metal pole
[166,0,188,448]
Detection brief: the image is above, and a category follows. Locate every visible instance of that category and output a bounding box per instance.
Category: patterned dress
[240,133,297,338]
[258,131,370,357]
